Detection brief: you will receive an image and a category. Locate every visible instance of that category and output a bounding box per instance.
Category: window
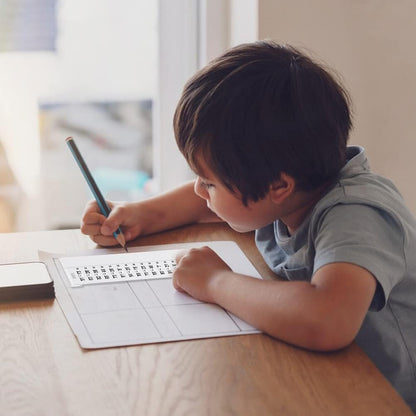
[0,0,199,231]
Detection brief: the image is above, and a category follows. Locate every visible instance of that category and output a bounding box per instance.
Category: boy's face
[193,157,280,232]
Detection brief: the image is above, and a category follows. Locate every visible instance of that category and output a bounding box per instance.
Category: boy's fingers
[82,211,106,226]
[101,217,121,236]
[80,223,102,237]
[91,234,120,247]
[172,277,187,293]
[101,205,127,235]
[80,211,106,235]
[82,201,134,243]
[175,249,189,264]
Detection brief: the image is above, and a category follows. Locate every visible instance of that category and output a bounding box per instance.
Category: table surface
[0,223,413,416]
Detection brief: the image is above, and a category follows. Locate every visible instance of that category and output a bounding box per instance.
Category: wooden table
[0,223,413,415]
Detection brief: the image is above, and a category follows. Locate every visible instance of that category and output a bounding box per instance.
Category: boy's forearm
[209,272,319,348]
[208,270,363,352]
[139,181,221,235]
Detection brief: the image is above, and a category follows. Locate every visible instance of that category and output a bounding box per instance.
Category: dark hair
[174,40,352,204]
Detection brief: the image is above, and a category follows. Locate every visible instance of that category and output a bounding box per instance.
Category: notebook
[40,241,261,349]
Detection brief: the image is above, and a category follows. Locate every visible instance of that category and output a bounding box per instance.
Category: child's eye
[201,181,215,190]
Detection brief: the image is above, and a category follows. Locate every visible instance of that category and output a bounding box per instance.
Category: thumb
[101,208,125,236]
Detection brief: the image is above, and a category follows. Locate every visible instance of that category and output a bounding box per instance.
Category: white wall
[258,0,416,214]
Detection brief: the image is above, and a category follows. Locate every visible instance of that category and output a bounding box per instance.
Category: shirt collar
[340,146,370,177]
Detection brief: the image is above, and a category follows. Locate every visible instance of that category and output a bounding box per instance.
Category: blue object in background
[93,168,150,197]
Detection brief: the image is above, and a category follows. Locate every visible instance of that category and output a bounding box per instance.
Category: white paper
[40,241,261,349]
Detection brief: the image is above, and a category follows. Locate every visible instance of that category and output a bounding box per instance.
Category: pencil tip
[115,232,128,252]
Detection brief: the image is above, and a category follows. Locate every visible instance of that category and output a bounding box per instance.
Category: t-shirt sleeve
[313,203,406,311]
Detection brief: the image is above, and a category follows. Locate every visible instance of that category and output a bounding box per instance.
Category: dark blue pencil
[66,136,128,252]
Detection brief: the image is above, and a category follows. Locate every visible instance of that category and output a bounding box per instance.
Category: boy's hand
[172,246,231,303]
[81,200,143,246]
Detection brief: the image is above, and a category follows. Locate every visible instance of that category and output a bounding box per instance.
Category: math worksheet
[41,241,261,349]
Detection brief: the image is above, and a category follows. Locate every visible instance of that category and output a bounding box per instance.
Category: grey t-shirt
[255,146,416,410]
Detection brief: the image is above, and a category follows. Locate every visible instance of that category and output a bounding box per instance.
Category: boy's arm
[81,181,221,246]
[173,247,376,351]
[136,180,221,235]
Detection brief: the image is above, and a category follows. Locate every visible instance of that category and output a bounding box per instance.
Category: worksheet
[41,241,261,349]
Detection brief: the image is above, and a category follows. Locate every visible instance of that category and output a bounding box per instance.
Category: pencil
[66,136,128,252]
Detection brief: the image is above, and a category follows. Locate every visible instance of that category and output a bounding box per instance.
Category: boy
[81,41,416,410]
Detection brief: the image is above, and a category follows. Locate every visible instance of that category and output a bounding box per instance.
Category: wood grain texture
[0,225,413,415]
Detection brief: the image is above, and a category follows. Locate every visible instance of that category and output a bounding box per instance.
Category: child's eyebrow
[199,171,215,182]
[200,177,214,184]
[196,175,212,184]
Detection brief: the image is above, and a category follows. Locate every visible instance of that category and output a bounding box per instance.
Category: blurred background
[0,0,158,231]
[1,0,415,232]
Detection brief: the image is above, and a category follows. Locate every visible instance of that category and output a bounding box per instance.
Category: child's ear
[269,173,296,203]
